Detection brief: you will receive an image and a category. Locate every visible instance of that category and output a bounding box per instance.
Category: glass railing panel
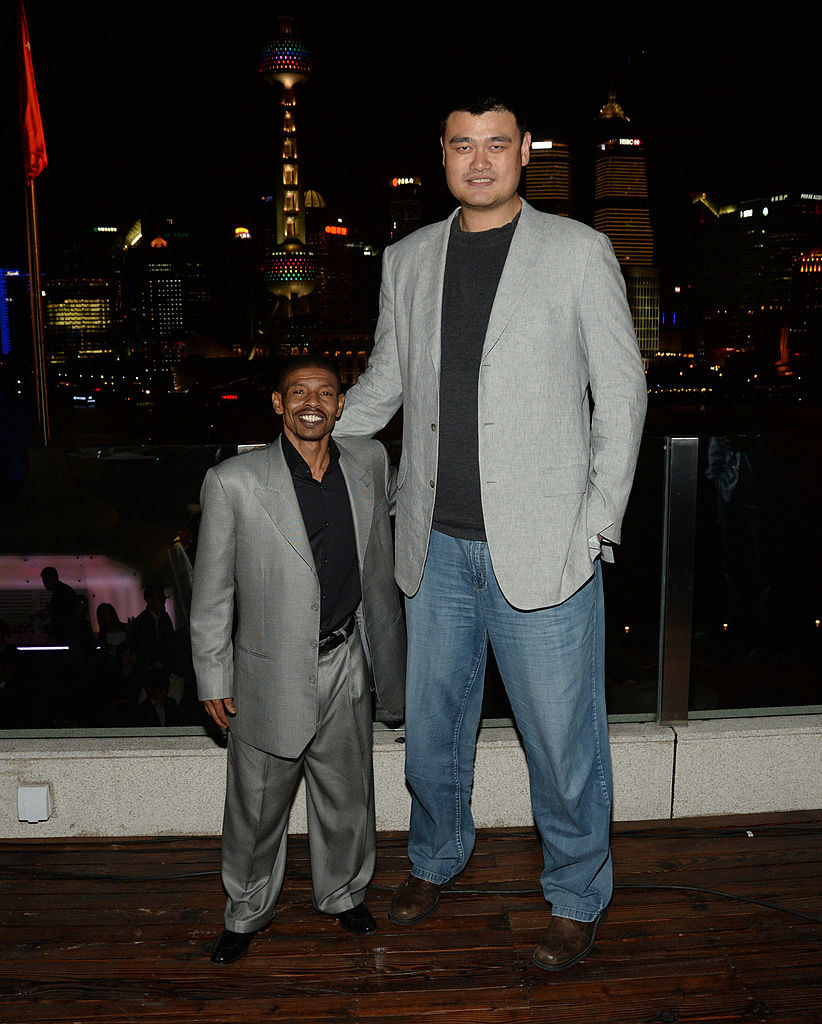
[0,444,224,733]
[478,434,664,724]
[690,432,821,714]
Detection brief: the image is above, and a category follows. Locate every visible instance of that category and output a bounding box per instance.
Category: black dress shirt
[282,434,361,638]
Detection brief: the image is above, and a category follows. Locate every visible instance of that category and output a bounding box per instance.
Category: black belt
[318,614,356,653]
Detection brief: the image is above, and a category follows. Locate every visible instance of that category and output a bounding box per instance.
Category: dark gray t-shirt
[432,212,518,540]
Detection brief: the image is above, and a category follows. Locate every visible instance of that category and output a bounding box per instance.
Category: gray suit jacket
[337,200,648,610]
[190,436,406,758]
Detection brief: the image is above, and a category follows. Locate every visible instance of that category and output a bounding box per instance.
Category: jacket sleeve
[578,232,647,553]
[336,246,404,437]
[189,467,237,701]
[383,443,398,515]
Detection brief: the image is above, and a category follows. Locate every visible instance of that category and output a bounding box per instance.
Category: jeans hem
[549,903,605,924]
[411,867,453,886]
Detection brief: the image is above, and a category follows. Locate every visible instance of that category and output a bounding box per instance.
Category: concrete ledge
[0,722,675,839]
[0,735,226,839]
[671,715,822,817]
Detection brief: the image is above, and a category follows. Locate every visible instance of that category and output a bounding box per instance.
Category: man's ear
[521,131,532,167]
[272,391,283,415]
[336,393,345,420]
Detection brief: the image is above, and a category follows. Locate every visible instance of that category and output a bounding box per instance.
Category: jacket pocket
[542,463,587,497]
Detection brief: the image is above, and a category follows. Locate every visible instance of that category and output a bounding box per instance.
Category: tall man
[336,96,647,970]
[190,355,405,965]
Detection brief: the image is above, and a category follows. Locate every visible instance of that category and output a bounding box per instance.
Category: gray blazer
[337,200,648,610]
[190,436,406,758]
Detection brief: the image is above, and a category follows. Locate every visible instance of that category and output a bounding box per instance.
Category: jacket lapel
[418,211,458,377]
[253,440,314,570]
[482,200,544,360]
[337,442,373,570]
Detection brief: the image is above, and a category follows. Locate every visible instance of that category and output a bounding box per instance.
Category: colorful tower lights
[258,15,317,306]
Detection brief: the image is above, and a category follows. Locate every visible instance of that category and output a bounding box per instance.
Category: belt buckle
[318,615,353,653]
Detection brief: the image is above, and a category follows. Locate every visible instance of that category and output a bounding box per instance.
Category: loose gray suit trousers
[220,629,375,932]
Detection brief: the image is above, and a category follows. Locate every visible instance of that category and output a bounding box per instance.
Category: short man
[336,96,647,970]
[190,355,405,966]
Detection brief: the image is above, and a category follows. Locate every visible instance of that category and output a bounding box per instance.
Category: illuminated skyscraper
[1,269,27,357]
[259,16,317,316]
[594,88,659,357]
[693,191,822,369]
[525,140,571,217]
[594,89,653,263]
[44,277,118,361]
[389,176,423,241]
[593,89,659,360]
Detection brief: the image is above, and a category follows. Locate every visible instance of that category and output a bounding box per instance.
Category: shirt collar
[281,433,341,477]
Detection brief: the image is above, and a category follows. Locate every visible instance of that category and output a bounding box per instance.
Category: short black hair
[439,93,528,141]
[274,354,343,395]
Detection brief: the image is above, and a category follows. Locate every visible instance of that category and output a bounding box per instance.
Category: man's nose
[470,150,491,170]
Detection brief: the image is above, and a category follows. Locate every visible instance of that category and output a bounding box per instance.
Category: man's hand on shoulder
[203,697,236,729]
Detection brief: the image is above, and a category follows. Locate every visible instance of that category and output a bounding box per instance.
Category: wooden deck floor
[1,814,821,1023]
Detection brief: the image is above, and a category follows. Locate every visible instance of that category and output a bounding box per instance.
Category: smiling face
[272,366,345,450]
[441,108,531,229]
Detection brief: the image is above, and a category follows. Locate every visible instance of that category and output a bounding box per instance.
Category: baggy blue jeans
[404,529,613,922]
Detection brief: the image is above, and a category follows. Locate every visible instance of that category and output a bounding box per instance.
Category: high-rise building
[306,198,357,327]
[44,276,119,362]
[0,270,28,357]
[525,140,571,217]
[140,259,184,347]
[693,192,822,369]
[389,176,423,241]
[42,225,126,362]
[593,87,659,358]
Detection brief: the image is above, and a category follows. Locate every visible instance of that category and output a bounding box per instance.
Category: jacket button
[429,480,435,488]
[431,422,436,431]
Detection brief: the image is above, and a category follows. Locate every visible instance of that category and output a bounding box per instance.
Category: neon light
[324,225,348,236]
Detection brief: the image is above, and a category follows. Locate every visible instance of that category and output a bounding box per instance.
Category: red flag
[17,1,48,184]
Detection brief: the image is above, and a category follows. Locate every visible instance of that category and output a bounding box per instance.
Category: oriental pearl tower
[259,16,317,317]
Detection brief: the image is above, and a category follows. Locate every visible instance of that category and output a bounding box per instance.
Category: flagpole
[24,177,50,445]
[18,0,50,446]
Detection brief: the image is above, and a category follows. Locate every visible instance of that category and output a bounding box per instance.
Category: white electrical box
[18,784,53,823]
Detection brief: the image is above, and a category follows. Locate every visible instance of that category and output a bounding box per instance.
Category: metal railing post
[657,437,699,724]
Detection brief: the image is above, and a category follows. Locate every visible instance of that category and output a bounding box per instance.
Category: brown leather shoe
[531,912,605,971]
[388,874,446,925]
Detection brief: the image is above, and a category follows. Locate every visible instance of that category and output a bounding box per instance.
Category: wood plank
[1,821,821,1024]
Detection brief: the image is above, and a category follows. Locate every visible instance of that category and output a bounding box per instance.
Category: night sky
[1,2,819,273]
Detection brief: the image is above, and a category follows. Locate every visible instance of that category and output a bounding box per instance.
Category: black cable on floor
[2,862,818,925]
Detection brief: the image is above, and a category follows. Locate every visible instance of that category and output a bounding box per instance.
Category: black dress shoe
[337,903,377,935]
[210,928,254,966]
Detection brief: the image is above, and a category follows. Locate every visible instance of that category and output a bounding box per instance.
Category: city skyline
[1,4,819,271]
